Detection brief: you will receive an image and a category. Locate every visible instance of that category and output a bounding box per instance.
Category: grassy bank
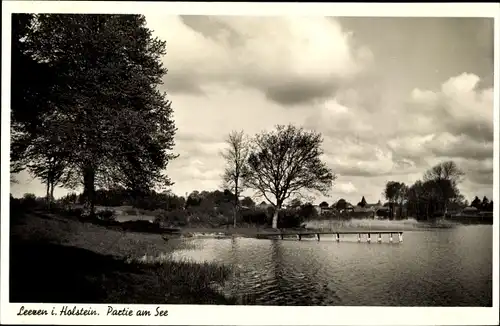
[9,210,235,304]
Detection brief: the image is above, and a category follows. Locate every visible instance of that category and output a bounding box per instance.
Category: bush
[155,209,190,227]
[63,208,84,218]
[240,207,303,228]
[20,193,39,209]
[97,209,116,222]
[241,208,268,225]
[277,208,303,229]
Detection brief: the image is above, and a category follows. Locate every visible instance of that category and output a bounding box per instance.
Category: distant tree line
[470,196,494,212]
[379,160,493,221]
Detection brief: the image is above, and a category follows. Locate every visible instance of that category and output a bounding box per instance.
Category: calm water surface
[167,225,492,306]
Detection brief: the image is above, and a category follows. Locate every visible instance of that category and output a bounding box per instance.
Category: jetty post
[367,233,371,243]
[335,233,340,242]
[377,233,382,243]
[357,233,361,242]
[389,233,393,243]
[316,233,320,241]
[398,232,403,243]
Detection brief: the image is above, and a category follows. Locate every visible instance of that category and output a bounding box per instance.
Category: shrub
[241,208,269,225]
[64,208,84,218]
[97,209,116,222]
[155,209,190,227]
[277,208,303,229]
[21,193,38,208]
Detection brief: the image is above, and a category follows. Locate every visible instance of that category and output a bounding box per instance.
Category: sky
[10,16,495,206]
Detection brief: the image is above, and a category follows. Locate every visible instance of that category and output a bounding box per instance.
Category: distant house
[314,205,335,215]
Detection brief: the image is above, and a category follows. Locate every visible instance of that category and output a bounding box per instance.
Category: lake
[165,224,492,306]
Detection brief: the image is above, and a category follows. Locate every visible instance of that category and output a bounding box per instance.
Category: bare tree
[220,130,250,228]
[243,124,336,229]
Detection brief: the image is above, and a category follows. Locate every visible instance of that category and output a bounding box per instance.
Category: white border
[1,2,499,325]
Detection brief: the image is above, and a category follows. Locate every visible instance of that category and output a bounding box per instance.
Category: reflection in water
[167,226,492,306]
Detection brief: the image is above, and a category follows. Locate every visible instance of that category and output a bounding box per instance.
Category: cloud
[146,15,372,105]
[405,72,494,141]
[336,181,357,194]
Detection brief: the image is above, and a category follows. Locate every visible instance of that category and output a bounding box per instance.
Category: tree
[319,201,329,208]
[384,181,400,219]
[241,196,255,208]
[12,14,177,216]
[186,191,202,208]
[481,196,490,210]
[423,161,464,216]
[336,198,347,210]
[396,183,409,219]
[357,196,367,207]
[487,201,493,212]
[471,196,482,209]
[298,203,318,220]
[289,198,303,209]
[243,124,336,229]
[221,130,250,227]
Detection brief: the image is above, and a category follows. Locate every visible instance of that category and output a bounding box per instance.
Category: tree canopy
[243,124,336,228]
[11,14,177,215]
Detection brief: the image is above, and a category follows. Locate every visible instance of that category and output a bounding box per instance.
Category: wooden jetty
[256,231,404,243]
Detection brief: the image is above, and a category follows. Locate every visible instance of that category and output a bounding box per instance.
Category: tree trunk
[45,180,51,209]
[50,182,55,208]
[83,164,96,217]
[234,184,238,228]
[272,208,279,229]
[233,207,238,228]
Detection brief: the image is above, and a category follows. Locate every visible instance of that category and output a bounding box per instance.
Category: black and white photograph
[1,1,498,325]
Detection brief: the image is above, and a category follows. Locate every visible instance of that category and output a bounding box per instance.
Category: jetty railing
[255,231,404,243]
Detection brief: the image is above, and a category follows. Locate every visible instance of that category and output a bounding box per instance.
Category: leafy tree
[241,196,255,208]
[481,196,490,210]
[357,196,367,208]
[319,201,329,208]
[405,162,464,220]
[423,161,464,216]
[336,198,347,210]
[243,124,336,229]
[384,181,400,219]
[298,203,318,220]
[186,191,202,208]
[12,14,177,216]
[487,200,493,212]
[221,130,250,227]
[471,196,482,209]
[10,14,73,198]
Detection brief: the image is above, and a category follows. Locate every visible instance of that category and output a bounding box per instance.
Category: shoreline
[9,210,236,304]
